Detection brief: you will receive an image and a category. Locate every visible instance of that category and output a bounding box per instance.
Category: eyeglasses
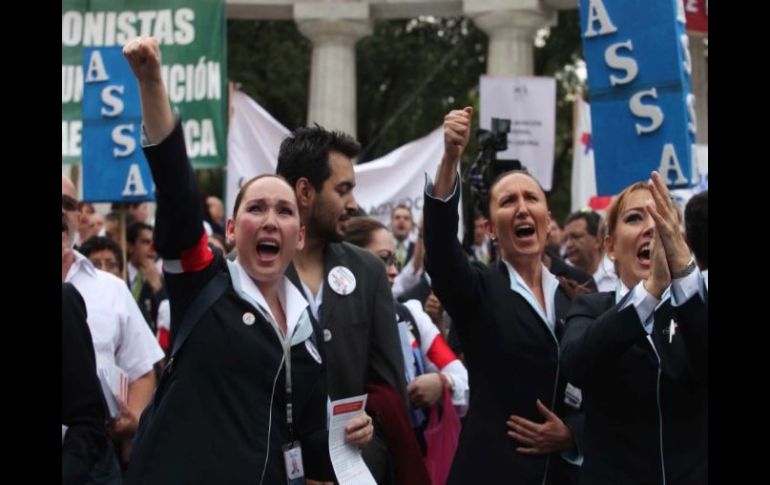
[379,252,396,267]
[62,195,79,212]
[90,258,119,270]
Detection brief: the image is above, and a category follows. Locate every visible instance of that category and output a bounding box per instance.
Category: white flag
[226,90,453,229]
[226,90,290,218]
[571,97,597,213]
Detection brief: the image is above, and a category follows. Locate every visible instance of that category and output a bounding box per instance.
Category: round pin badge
[305,340,323,364]
[328,266,356,296]
[242,312,256,325]
[323,329,332,343]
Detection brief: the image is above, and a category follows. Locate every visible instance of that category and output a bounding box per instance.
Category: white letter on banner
[199,119,217,157]
[630,88,664,135]
[175,9,195,45]
[85,50,109,83]
[100,85,125,117]
[584,0,618,38]
[103,12,117,46]
[62,121,83,157]
[62,12,82,46]
[122,164,148,196]
[605,41,638,86]
[116,12,137,45]
[686,94,697,136]
[112,124,136,157]
[153,10,174,45]
[184,120,200,157]
[677,0,687,23]
[680,34,692,76]
[83,12,105,47]
[168,65,185,103]
[690,143,700,184]
[658,144,688,185]
[137,11,156,37]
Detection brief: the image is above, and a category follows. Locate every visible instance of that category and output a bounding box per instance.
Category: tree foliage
[225,10,585,221]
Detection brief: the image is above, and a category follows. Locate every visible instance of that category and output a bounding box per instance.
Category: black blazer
[287,242,410,484]
[62,283,108,485]
[128,121,333,484]
[560,288,707,485]
[424,187,581,485]
[287,242,407,404]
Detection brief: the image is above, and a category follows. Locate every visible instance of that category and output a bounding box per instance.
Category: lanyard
[282,336,294,439]
[254,303,296,439]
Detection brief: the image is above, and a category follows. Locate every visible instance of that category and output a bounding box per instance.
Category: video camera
[463,117,522,253]
[466,118,522,218]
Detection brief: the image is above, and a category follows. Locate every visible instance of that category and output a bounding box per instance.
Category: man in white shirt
[126,221,167,333]
[564,210,618,292]
[391,205,415,271]
[63,175,164,480]
[469,212,492,265]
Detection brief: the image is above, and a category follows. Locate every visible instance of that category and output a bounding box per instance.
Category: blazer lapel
[320,243,345,330]
[286,263,303,293]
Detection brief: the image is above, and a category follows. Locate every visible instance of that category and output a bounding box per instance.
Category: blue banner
[82,46,154,202]
[579,0,698,195]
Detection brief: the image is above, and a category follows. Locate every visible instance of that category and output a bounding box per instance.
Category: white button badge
[328,266,356,296]
[242,312,256,325]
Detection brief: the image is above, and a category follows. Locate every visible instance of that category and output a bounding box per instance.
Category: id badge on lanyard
[282,338,305,484]
[283,441,305,484]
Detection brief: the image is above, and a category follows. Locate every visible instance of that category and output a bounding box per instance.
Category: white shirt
[593,254,619,293]
[229,258,312,346]
[618,269,705,334]
[66,251,164,381]
[127,260,164,290]
[402,299,469,415]
[502,260,560,334]
[392,257,429,298]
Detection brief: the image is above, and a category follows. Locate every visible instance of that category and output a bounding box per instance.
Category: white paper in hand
[97,363,128,419]
[328,394,376,485]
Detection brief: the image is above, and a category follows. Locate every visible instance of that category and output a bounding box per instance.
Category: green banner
[62,0,226,167]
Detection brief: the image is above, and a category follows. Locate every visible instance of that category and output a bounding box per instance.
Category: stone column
[464,0,557,76]
[295,2,372,137]
[688,34,708,143]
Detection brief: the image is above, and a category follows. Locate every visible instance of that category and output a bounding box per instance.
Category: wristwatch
[671,256,697,279]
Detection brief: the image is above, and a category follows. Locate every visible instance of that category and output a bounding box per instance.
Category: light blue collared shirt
[228,259,313,347]
[502,260,560,335]
[618,268,705,334]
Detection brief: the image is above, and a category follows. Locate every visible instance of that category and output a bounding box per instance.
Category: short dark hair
[78,236,124,272]
[684,190,708,269]
[564,210,601,237]
[391,204,412,219]
[343,217,387,249]
[276,125,360,192]
[127,221,153,245]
